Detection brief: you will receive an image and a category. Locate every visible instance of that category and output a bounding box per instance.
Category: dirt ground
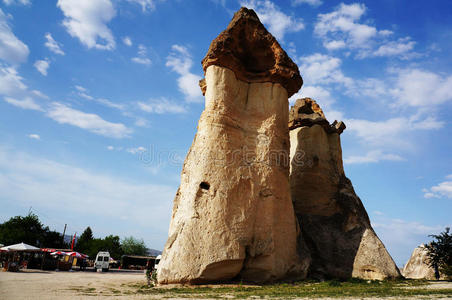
[0,269,149,300]
[1,269,451,300]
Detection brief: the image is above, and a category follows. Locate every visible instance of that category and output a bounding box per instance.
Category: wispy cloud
[423,175,452,199]
[4,97,43,111]
[2,0,30,5]
[166,45,202,102]
[372,216,447,265]
[46,102,132,138]
[126,146,146,154]
[0,65,27,96]
[137,98,186,114]
[75,85,126,110]
[0,8,30,64]
[122,36,132,47]
[126,0,161,12]
[240,0,304,40]
[57,0,116,50]
[344,150,404,165]
[28,134,40,140]
[292,0,322,7]
[0,146,175,247]
[131,44,151,66]
[44,33,65,55]
[34,59,50,76]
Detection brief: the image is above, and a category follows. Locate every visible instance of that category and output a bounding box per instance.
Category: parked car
[94,251,110,272]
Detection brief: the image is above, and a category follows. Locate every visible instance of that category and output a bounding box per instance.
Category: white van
[154,255,161,270]
[94,251,110,272]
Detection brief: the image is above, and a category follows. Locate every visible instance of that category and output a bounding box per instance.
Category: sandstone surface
[158,8,306,284]
[402,244,445,280]
[289,98,401,280]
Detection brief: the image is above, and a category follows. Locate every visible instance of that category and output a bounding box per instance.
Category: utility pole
[62,224,67,248]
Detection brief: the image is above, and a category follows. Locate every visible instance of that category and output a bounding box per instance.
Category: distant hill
[147,248,162,256]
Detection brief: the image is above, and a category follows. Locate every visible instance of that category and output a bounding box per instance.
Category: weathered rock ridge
[289,98,401,280]
[158,8,305,284]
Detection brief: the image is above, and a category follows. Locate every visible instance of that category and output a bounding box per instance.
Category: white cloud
[75,85,87,92]
[0,8,30,64]
[240,0,304,40]
[423,175,452,199]
[314,3,415,59]
[33,59,50,76]
[44,33,65,55]
[46,102,131,138]
[166,45,202,102]
[372,216,446,266]
[28,134,40,140]
[292,0,322,7]
[131,44,151,65]
[299,53,353,87]
[75,85,125,110]
[323,40,346,50]
[345,116,443,148]
[372,38,415,58]
[57,0,116,50]
[122,36,132,46]
[137,98,186,114]
[96,98,125,110]
[0,65,27,96]
[131,57,151,65]
[126,146,146,154]
[315,3,376,48]
[126,0,159,12]
[2,0,30,5]
[344,150,404,164]
[107,145,114,150]
[390,68,452,107]
[0,146,175,248]
[4,97,43,111]
[134,117,149,128]
[31,90,49,99]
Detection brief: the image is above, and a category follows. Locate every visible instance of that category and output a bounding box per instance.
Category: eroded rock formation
[157,7,306,284]
[289,98,401,280]
[402,244,445,280]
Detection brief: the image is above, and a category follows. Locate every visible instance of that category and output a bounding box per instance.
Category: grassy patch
[128,279,452,299]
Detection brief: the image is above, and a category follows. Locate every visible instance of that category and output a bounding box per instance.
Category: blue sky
[0,0,451,265]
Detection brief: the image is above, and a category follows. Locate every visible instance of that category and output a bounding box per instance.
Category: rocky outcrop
[201,7,302,98]
[157,8,306,284]
[402,244,445,280]
[289,98,401,280]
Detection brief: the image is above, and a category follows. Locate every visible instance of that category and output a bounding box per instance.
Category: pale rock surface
[158,65,306,284]
[158,7,306,285]
[402,244,445,280]
[289,98,401,280]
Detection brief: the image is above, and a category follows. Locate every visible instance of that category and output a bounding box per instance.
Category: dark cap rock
[201,7,303,97]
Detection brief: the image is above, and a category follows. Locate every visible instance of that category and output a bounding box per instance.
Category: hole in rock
[298,104,314,115]
[200,182,210,190]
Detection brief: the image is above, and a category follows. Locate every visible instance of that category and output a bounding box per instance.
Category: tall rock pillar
[289,98,401,280]
[158,8,306,284]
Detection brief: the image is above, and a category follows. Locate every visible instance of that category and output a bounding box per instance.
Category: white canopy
[0,242,40,251]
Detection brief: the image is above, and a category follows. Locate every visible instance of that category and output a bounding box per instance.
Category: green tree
[426,227,452,279]
[76,226,94,254]
[0,214,63,247]
[121,236,147,256]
